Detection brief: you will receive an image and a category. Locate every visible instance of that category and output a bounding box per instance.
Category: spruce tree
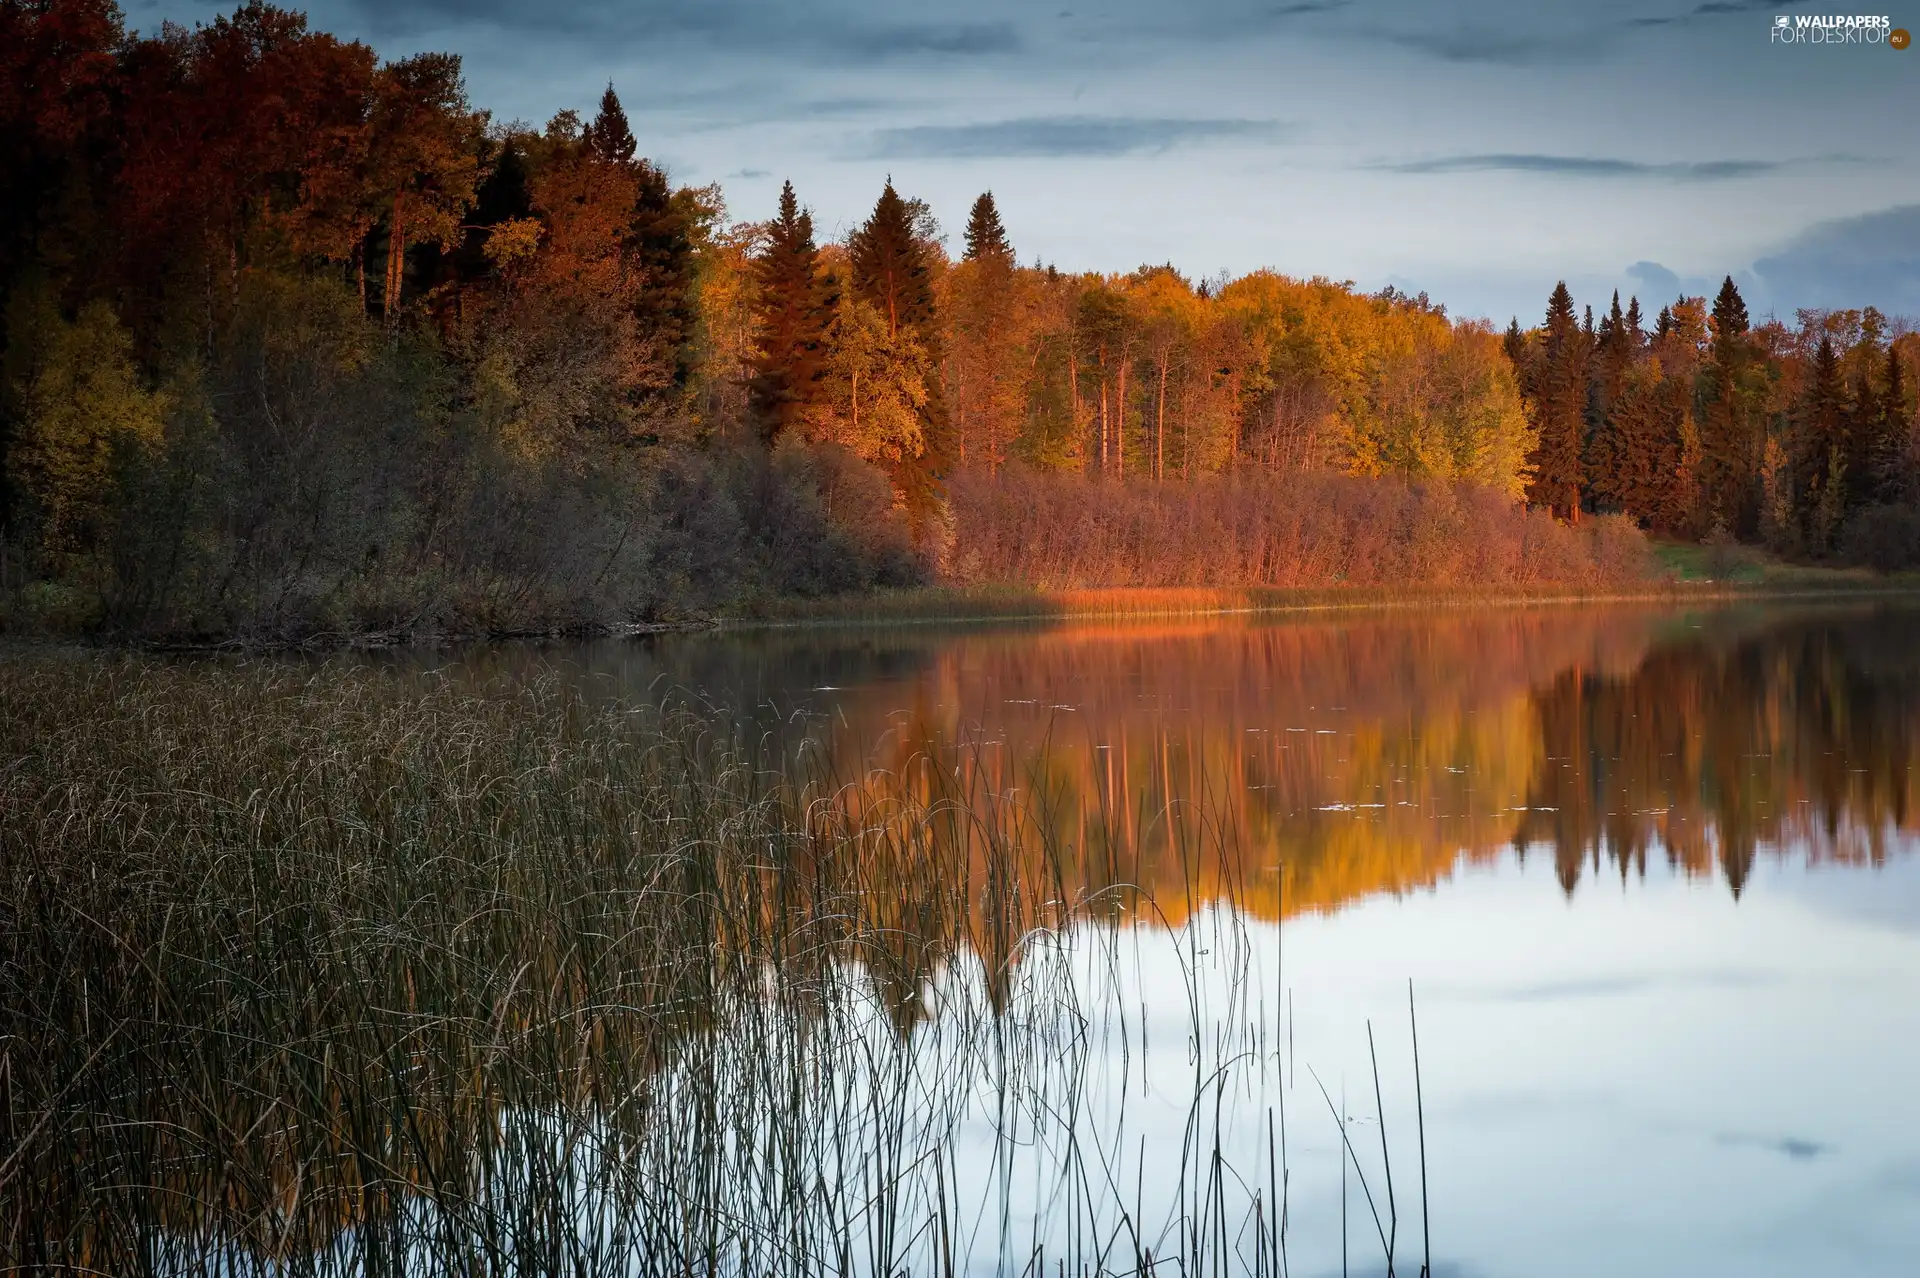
[1872,345,1911,504]
[586,82,636,165]
[850,182,947,521]
[581,85,695,402]
[851,182,937,339]
[1699,276,1755,537]
[1610,373,1662,526]
[627,156,695,395]
[1624,296,1644,347]
[962,191,1012,262]
[1503,318,1531,399]
[1585,291,1636,512]
[1848,366,1880,510]
[750,180,831,444]
[1795,334,1847,545]
[1525,282,1587,521]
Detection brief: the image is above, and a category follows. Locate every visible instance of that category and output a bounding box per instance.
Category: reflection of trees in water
[1518,614,1919,897]
[10,607,1917,1269]
[0,658,1092,1270]
[818,607,1920,921]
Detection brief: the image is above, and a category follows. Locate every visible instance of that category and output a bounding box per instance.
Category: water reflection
[15,603,1919,1276]
[544,603,1920,919]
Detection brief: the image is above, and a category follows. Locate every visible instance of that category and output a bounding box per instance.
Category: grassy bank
[1648,538,1902,588]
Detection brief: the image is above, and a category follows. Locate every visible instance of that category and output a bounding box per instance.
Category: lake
[5,600,1918,1276]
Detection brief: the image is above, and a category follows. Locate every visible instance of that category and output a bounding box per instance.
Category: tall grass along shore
[1,653,1434,1277]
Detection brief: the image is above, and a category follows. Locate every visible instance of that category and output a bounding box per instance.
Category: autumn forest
[4,1,1918,641]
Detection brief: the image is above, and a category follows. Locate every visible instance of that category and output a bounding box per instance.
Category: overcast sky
[129,0,1920,324]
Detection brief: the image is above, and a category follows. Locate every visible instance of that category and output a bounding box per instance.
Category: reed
[0,652,1429,1276]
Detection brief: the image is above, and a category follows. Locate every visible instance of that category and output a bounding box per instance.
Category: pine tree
[1525,282,1586,521]
[566,85,696,406]
[850,182,947,522]
[1585,291,1638,511]
[585,82,635,165]
[1870,344,1911,504]
[1624,296,1644,347]
[851,182,937,340]
[1655,305,1674,341]
[962,191,1011,262]
[1699,276,1755,537]
[1847,364,1880,510]
[1795,334,1847,548]
[951,192,1022,473]
[749,180,832,444]
[626,157,695,399]
[1503,318,1532,399]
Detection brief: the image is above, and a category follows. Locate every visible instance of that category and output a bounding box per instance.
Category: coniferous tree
[851,182,937,338]
[1869,344,1911,504]
[591,85,696,403]
[1795,334,1848,548]
[749,180,832,444]
[951,192,1024,472]
[1502,318,1534,409]
[1699,276,1755,536]
[1585,291,1636,511]
[585,82,635,165]
[1503,318,1525,363]
[962,192,1011,262]
[1525,282,1586,521]
[1847,363,1880,511]
[850,181,947,521]
[1607,369,1666,527]
[1655,305,1674,341]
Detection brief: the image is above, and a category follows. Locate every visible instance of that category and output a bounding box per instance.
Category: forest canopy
[2,1,1915,640]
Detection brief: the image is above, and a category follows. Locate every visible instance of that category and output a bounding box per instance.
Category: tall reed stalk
[1,653,1428,1276]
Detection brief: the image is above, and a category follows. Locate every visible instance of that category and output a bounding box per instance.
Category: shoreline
[719,575,1920,631]
[5,575,1912,656]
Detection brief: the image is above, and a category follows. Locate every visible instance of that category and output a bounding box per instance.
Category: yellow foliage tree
[804,294,931,465]
[1217,273,1533,494]
[5,291,168,553]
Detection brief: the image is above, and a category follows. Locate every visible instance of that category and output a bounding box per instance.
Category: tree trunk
[1157,360,1168,481]
[1098,374,1109,476]
[1068,343,1082,471]
[384,194,406,327]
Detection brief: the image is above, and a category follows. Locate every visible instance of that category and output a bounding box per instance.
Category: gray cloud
[1716,1131,1832,1162]
[853,115,1285,160]
[1371,0,1819,64]
[1626,260,1682,299]
[840,22,1021,58]
[1626,0,1817,30]
[331,0,1024,65]
[1751,204,1920,317]
[1371,24,1604,66]
[1261,1,1355,17]
[1374,153,1793,179]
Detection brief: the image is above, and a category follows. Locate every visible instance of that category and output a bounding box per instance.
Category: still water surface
[454,601,1920,1277]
